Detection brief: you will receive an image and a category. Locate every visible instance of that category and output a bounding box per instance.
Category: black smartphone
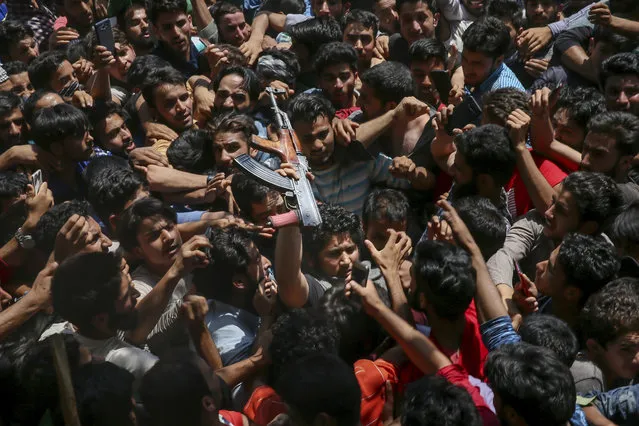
[351,261,370,287]
[446,95,482,135]
[203,226,212,260]
[94,18,115,53]
[429,70,452,105]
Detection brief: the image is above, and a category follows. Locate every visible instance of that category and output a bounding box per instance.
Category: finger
[364,239,378,255]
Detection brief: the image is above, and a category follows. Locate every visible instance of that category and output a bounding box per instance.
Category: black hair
[0,21,35,59]
[587,111,639,158]
[149,0,188,24]
[482,88,531,125]
[66,36,88,64]
[27,51,68,91]
[411,240,476,320]
[362,188,409,229]
[408,38,447,64]
[213,43,248,69]
[33,200,91,255]
[0,171,28,199]
[402,375,482,426]
[140,355,213,426]
[558,233,620,306]
[454,195,507,260]
[0,91,22,119]
[207,111,257,143]
[52,252,124,329]
[288,92,336,125]
[313,42,359,74]
[610,200,639,249]
[485,343,576,426]
[259,0,306,14]
[396,0,438,13]
[519,314,579,367]
[127,55,173,89]
[288,17,342,58]
[555,86,606,130]
[30,103,90,152]
[116,197,177,252]
[461,17,511,59]
[192,227,255,303]
[255,48,301,89]
[561,171,623,226]
[86,163,148,228]
[318,286,385,364]
[600,52,639,89]
[22,89,59,125]
[268,308,340,385]
[301,203,364,268]
[341,9,379,35]
[74,362,136,426]
[360,61,415,104]
[3,60,28,77]
[212,66,260,103]
[212,2,244,30]
[483,0,526,30]
[454,124,516,187]
[593,26,638,57]
[230,173,272,221]
[274,353,361,426]
[88,100,131,148]
[167,128,213,174]
[140,66,186,109]
[580,277,639,348]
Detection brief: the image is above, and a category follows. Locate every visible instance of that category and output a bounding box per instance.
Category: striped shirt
[469,63,525,106]
[311,153,411,216]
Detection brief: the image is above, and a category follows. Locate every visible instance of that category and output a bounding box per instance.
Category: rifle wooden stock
[50,334,82,426]
[251,128,302,163]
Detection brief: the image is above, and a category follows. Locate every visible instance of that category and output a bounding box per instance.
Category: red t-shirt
[505,151,567,218]
[219,410,245,426]
[335,106,361,120]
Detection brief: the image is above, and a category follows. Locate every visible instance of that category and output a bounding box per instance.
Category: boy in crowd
[0,20,39,64]
[342,10,383,73]
[3,61,35,99]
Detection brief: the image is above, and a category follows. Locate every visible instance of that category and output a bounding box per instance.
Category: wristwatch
[14,227,35,249]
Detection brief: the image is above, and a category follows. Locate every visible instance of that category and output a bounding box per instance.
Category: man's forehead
[585,132,615,149]
[411,58,445,71]
[606,74,639,89]
[345,22,374,35]
[157,83,188,98]
[219,74,246,91]
[222,11,246,24]
[400,1,431,15]
[156,11,188,24]
[214,131,247,144]
[321,63,353,76]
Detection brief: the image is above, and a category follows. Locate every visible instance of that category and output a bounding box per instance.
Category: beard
[109,310,139,331]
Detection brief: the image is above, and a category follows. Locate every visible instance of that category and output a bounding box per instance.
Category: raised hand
[365,229,412,274]
[180,294,209,322]
[172,235,212,275]
[506,109,531,151]
[512,273,539,314]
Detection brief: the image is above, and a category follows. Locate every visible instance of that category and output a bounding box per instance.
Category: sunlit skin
[133,216,183,274]
[551,108,585,152]
[343,23,376,70]
[153,83,193,132]
[219,11,251,47]
[213,74,252,113]
[543,190,581,242]
[213,131,250,170]
[399,0,439,45]
[7,72,35,99]
[292,115,335,169]
[97,113,135,155]
[153,11,193,60]
[111,43,136,82]
[311,234,360,279]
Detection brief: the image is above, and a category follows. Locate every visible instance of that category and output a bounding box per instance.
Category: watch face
[22,237,35,250]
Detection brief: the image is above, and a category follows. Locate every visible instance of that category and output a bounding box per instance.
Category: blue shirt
[468,63,525,106]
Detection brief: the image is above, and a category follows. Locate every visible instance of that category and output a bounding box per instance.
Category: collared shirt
[467,63,525,106]
[547,0,608,37]
[6,0,57,46]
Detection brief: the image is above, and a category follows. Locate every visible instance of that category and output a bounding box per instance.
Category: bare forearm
[146,165,207,192]
[192,0,214,30]
[381,267,413,325]
[356,110,394,148]
[275,226,308,308]
[248,13,269,42]
[90,68,111,100]
[0,294,41,341]
[609,16,639,36]
[561,46,597,82]
[215,349,267,388]
[470,243,508,323]
[515,147,555,213]
[530,115,554,153]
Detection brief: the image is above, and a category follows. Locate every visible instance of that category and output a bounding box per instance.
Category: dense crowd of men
[0,0,638,425]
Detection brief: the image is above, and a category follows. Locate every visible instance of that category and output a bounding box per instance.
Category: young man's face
[552,108,585,151]
[451,150,474,188]
[598,332,639,381]
[294,115,335,167]
[365,218,407,251]
[63,130,95,162]
[314,234,360,278]
[214,74,252,113]
[343,23,376,67]
[580,132,627,181]
[97,113,134,155]
[410,57,446,106]
[154,83,193,131]
[219,11,251,47]
[212,131,250,171]
[112,43,137,82]
[8,72,35,99]
[318,63,356,109]
[525,0,559,27]
[124,6,153,50]
[154,11,193,55]
[0,108,25,148]
[250,192,282,226]
[461,0,484,16]
[399,0,438,45]
[8,36,39,64]
[110,266,140,331]
[50,60,79,93]
[543,189,581,241]
[604,74,639,114]
[135,215,182,271]
[374,0,399,34]
[357,82,385,121]
[311,0,343,18]
[534,245,566,299]
[62,0,94,27]
[462,49,499,88]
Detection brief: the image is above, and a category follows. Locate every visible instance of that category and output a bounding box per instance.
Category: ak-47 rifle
[233,87,322,228]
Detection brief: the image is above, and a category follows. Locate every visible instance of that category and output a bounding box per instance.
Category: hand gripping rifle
[233,87,322,228]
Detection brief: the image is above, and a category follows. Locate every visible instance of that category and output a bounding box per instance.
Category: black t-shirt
[389,34,410,66]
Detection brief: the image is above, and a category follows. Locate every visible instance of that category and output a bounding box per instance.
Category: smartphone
[446,95,482,135]
[429,70,452,105]
[59,80,80,98]
[32,169,43,195]
[351,261,370,287]
[514,261,529,297]
[94,18,115,53]
[203,226,213,260]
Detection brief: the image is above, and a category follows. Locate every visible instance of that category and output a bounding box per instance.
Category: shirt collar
[478,62,506,93]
